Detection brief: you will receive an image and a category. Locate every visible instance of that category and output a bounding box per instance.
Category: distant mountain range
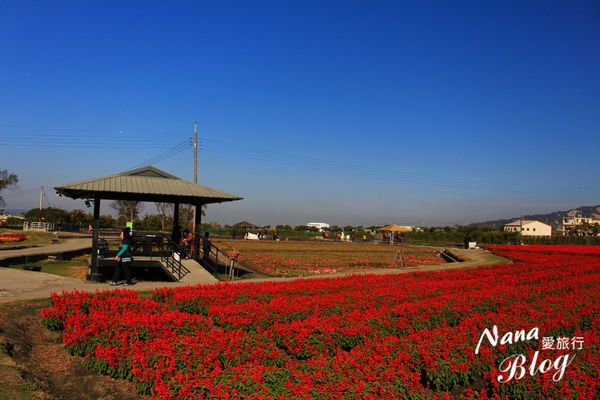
[474,205,600,229]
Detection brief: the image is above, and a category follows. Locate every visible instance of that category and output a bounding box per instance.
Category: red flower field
[42,245,599,399]
[0,233,27,242]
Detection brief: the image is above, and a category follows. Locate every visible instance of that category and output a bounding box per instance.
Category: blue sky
[1,0,599,226]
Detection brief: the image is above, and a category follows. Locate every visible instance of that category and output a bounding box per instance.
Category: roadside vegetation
[0,229,57,249]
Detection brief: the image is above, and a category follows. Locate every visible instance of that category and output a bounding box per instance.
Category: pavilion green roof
[54,166,243,205]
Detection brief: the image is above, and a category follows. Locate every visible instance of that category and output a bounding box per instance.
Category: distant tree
[276,225,292,230]
[110,200,143,222]
[178,204,206,228]
[155,202,173,231]
[99,214,117,228]
[23,207,69,223]
[0,169,19,213]
[179,205,194,228]
[69,209,92,230]
[141,214,163,231]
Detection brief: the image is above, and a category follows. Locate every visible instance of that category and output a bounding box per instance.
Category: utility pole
[194,121,198,184]
[193,122,198,234]
[192,121,201,260]
[39,186,43,210]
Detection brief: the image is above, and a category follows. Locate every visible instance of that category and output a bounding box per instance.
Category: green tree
[141,214,164,231]
[155,202,173,231]
[0,169,19,213]
[99,214,117,228]
[110,200,144,222]
[23,207,69,223]
[69,209,92,230]
[177,204,206,229]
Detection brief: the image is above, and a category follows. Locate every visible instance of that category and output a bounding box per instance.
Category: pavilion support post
[171,202,180,246]
[173,202,180,228]
[87,197,103,281]
[193,203,202,260]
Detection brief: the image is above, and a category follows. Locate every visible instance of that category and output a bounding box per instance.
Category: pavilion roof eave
[53,166,244,206]
[54,188,243,205]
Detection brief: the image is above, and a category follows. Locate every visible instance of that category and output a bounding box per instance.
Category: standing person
[171,225,181,250]
[202,231,211,267]
[181,229,193,259]
[111,227,133,286]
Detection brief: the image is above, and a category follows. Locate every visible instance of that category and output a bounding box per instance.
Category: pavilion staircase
[159,252,190,281]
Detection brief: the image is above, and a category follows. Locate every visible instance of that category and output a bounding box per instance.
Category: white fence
[23,221,55,232]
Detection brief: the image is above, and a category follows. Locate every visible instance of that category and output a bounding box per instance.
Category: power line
[198,137,569,195]
[0,126,570,195]
[128,138,192,170]
[42,187,53,208]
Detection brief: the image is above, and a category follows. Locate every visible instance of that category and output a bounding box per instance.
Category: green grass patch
[10,255,89,280]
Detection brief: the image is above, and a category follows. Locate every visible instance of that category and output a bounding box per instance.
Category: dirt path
[0,238,92,262]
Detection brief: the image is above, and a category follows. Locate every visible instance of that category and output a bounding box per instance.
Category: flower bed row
[42,246,600,399]
[0,233,27,242]
[486,244,600,256]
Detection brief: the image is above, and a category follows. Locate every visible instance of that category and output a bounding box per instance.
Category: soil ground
[0,300,142,400]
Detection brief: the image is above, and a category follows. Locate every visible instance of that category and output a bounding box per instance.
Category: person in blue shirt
[110,227,133,286]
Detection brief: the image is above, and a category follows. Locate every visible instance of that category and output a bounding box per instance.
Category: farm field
[40,245,599,399]
[213,239,444,276]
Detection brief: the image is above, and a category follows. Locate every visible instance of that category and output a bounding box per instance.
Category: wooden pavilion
[54,166,243,280]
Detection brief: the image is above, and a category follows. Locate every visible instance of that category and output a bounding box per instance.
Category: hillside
[474,204,600,229]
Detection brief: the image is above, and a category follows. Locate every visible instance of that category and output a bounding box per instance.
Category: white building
[504,220,552,237]
[561,216,600,230]
[307,222,330,232]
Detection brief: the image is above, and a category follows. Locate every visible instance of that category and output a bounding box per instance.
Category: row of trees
[16,201,202,231]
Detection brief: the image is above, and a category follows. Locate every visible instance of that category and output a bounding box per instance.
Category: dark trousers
[112,261,132,283]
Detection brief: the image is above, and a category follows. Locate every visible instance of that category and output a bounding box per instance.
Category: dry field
[213,239,444,277]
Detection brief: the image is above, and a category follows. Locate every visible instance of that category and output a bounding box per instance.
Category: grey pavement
[0,242,508,303]
[0,238,92,261]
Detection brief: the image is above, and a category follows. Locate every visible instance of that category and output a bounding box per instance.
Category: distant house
[561,215,600,233]
[233,221,256,230]
[307,222,330,232]
[504,220,552,236]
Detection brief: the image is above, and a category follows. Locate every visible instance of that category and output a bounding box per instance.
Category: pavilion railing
[160,252,190,281]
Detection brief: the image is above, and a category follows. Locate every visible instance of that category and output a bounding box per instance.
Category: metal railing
[23,221,55,231]
[160,252,190,281]
[203,242,240,279]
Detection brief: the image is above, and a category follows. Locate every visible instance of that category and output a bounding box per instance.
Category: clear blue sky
[1,0,599,226]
